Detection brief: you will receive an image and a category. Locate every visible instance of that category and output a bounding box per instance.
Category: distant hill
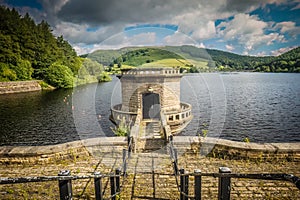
[85,46,300,73]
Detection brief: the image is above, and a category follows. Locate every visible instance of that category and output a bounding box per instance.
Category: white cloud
[271,46,297,56]
[163,31,197,46]
[73,32,157,54]
[257,51,267,56]
[274,21,300,38]
[73,44,93,55]
[225,44,235,51]
[218,13,286,51]
[291,2,300,10]
[197,42,206,48]
[191,21,216,40]
[53,22,125,44]
[218,14,268,40]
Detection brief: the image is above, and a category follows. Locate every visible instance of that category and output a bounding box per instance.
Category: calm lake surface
[0,73,299,145]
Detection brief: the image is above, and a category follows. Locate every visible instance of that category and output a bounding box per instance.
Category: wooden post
[58,170,72,200]
[218,167,231,200]
[194,169,202,200]
[94,172,103,200]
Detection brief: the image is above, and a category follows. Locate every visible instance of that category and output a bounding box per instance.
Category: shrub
[243,137,250,143]
[45,63,74,88]
[111,120,129,136]
[0,62,17,81]
[98,71,112,82]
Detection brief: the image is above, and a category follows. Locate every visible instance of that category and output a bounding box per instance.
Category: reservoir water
[0,73,299,145]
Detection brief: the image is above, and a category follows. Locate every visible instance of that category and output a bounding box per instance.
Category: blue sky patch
[4,0,42,10]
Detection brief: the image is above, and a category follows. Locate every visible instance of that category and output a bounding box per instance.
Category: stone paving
[0,147,299,199]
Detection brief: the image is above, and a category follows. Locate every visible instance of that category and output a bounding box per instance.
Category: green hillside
[87,45,300,73]
[122,48,184,66]
[87,47,207,73]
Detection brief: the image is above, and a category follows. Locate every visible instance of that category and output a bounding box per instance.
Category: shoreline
[1,136,299,164]
[0,80,42,94]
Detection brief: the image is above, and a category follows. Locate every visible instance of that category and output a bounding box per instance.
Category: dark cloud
[220,0,286,13]
[220,0,263,12]
[57,0,198,25]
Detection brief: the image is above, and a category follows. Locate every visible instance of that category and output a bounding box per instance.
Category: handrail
[0,137,135,200]
[164,102,192,115]
[111,104,137,115]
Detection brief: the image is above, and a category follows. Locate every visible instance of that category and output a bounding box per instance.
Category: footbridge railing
[0,137,134,200]
[0,169,122,200]
[168,136,300,200]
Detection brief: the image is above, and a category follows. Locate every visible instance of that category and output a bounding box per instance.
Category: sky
[1,0,300,56]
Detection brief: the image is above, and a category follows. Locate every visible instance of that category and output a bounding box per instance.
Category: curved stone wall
[0,136,299,164]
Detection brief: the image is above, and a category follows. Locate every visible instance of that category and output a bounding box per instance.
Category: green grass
[123,48,184,67]
[141,58,191,68]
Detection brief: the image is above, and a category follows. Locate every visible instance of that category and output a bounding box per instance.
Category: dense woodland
[0,6,108,88]
[167,45,300,72]
[206,47,300,72]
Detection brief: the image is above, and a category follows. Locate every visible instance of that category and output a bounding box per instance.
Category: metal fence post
[122,149,127,176]
[184,171,189,200]
[94,172,103,200]
[58,170,72,200]
[194,169,202,200]
[169,135,173,143]
[115,169,121,194]
[110,173,116,200]
[218,167,231,200]
[179,169,185,200]
[128,137,132,158]
[174,148,178,175]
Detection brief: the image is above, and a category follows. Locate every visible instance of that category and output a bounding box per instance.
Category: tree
[11,59,33,80]
[45,63,74,88]
[0,6,83,87]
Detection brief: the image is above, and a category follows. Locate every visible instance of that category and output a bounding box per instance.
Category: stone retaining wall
[173,136,300,161]
[0,136,299,164]
[0,80,42,94]
[0,137,127,164]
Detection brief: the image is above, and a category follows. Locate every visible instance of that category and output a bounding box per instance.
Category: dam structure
[110,67,193,151]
